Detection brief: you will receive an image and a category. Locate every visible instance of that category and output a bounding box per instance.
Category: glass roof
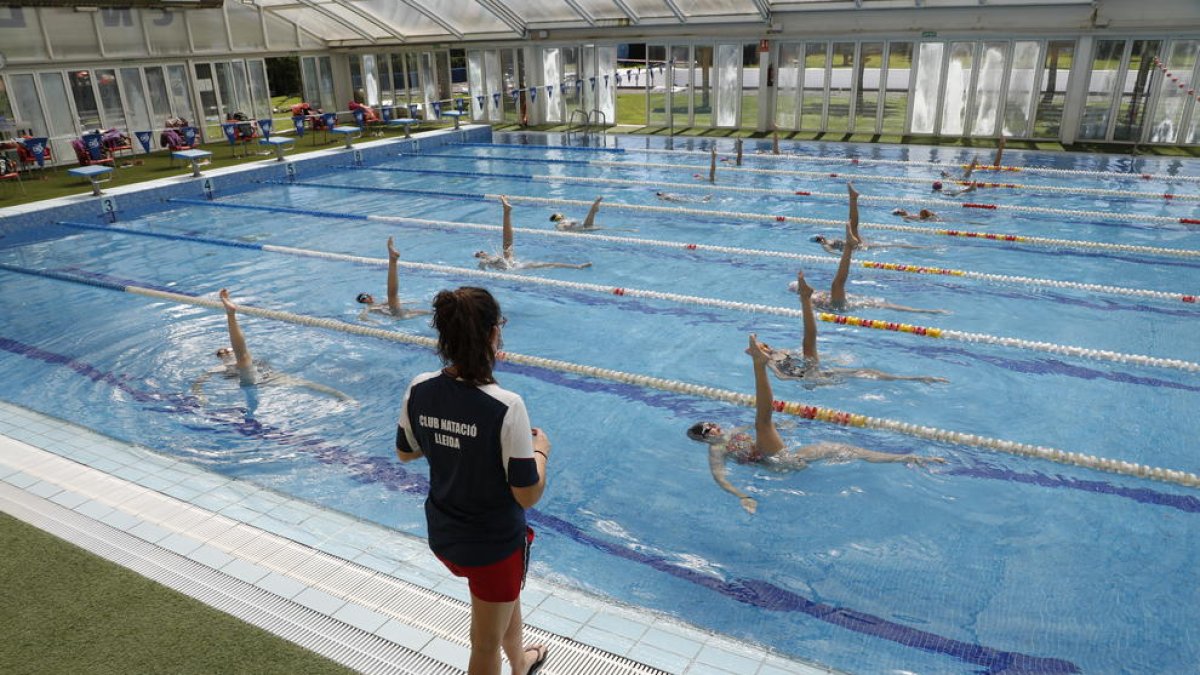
[246,0,1095,46]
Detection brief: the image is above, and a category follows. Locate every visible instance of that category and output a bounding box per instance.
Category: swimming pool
[2,131,1198,674]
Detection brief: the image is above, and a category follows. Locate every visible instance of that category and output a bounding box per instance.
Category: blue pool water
[2,132,1199,673]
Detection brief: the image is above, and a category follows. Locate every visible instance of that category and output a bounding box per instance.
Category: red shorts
[439,528,534,603]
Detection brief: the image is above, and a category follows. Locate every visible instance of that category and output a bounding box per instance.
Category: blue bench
[67,165,113,196]
[259,137,295,161]
[330,125,361,149]
[172,149,213,177]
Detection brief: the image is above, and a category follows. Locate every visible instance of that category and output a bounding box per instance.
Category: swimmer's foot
[795,271,814,300]
[518,644,548,675]
[847,182,859,201]
[219,288,237,314]
[499,195,512,211]
[746,333,771,366]
[387,236,399,261]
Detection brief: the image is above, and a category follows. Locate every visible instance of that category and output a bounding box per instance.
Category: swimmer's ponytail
[431,286,501,386]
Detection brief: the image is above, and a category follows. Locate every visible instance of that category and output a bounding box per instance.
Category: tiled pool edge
[0,401,836,675]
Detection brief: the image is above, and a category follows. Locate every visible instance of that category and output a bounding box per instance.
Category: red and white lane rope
[119,285,1200,489]
[532,170,1200,225]
[586,159,1200,203]
[627,146,1200,183]
[488,194,1200,258]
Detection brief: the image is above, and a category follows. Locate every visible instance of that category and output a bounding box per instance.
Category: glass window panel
[358,55,375,105]
[377,54,394,107]
[741,43,760,129]
[195,63,221,136]
[1003,41,1040,137]
[0,8,48,61]
[95,69,126,130]
[450,49,468,111]
[0,78,9,123]
[97,7,144,56]
[228,1,264,51]
[119,68,152,132]
[436,51,453,107]
[912,42,945,134]
[45,8,100,60]
[468,51,487,121]
[501,48,520,124]
[484,50,502,121]
[145,7,189,55]
[318,57,336,113]
[1032,40,1075,138]
[647,45,667,127]
[1078,39,1126,140]
[776,42,803,131]
[971,42,1006,136]
[692,46,714,127]
[249,60,270,120]
[616,43,648,127]
[559,46,580,118]
[40,72,75,140]
[826,42,854,132]
[263,11,297,50]
[1148,40,1199,143]
[188,8,229,53]
[420,52,438,114]
[940,42,974,136]
[596,45,617,124]
[166,65,197,126]
[883,42,913,134]
[302,55,319,106]
[801,43,827,131]
[581,46,598,117]
[713,44,741,127]
[542,48,563,124]
[69,70,102,130]
[404,54,421,110]
[670,45,691,126]
[10,74,49,137]
[855,42,884,133]
[146,67,173,124]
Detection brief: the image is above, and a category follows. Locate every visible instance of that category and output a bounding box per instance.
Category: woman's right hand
[532,427,551,458]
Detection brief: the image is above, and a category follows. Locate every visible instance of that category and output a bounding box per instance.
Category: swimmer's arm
[708,445,757,514]
[190,372,214,405]
[279,374,353,401]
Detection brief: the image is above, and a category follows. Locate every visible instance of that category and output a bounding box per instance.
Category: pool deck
[0,402,837,675]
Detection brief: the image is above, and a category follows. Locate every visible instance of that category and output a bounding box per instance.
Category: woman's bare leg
[829,222,856,309]
[846,182,862,245]
[468,595,516,675]
[772,131,780,155]
[582,196,603,229]
[747,334,785,457]
[386,236,401,314]
[709,146,717,184]
[993,137,1005,169]
[219,289,253,370]
[795,272,818,362]
[499,195,514,263]
[735,138,744,166]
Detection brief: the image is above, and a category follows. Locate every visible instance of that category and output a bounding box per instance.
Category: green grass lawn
[0,512,353,675]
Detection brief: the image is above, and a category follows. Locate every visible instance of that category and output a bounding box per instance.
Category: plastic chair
[103,131,133,159]
[0,156,23,195]
[81,132,115,167]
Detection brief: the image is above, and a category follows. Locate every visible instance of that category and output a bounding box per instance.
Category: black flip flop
[523,644,548,675]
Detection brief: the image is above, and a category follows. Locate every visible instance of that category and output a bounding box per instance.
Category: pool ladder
[567,109,608,145]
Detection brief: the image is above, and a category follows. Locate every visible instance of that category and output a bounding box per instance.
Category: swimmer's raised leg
[846,182,863,246]
[735,138,743,166]
[828,196,857,310]
[500,195,514,263]
[583,196,603,229]
[746,334,785,457]
[220,289,253,374]
[386,236,402,315]
[709,146,717,184]
[993,137,1006,169]
[795,272,819,363]
[772,131,780,155]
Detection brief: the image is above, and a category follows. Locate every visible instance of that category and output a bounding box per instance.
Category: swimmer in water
[549,196,603,231]
[771,273,949,385]
[474,196,592,271]
[687,334,945,513]
[937,158,979,197]
[356,237,432,321]
[809,184,928,255]
[891,208,941,222]
[655,191,712,203]
[192,289,351,405]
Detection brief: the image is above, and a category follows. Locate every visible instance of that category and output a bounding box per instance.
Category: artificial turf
[0,511,355,675]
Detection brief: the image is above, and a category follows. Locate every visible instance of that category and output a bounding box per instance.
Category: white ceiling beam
[662,0,687,23]
[328,0,407,42]
[395,0,464,39]
[749,0,772,20]
[613,0,640,23]
[563,0,597,25]
[471,0,527,35]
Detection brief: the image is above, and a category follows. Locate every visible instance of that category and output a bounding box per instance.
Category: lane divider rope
[423,151,1196,202]
[385,162,1200,227]
[57,220,1200,373]
[164,198,1200,303]
[266,181,1200,258]
[4,259,1198,489]
[623,145,1200,183]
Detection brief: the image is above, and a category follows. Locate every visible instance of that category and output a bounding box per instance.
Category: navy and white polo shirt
[397,370,539,567]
